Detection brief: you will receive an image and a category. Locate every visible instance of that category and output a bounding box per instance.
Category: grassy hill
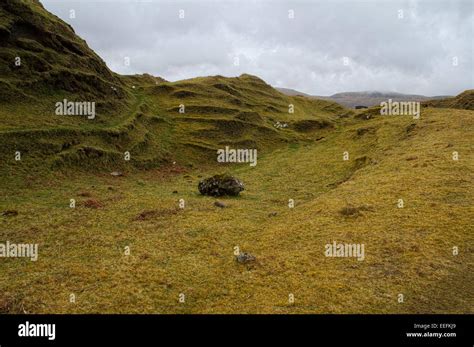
[0,0,472,314]
[422,89,474,110]
[0,70,351,177]
[0,1,351,176]
[0,0,129,119]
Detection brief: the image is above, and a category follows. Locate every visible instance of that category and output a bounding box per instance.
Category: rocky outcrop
[198,174,244,196]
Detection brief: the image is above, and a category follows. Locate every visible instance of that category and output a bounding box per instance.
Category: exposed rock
[198,174,244,196]
[214,201,227,208]
[110,171,123,177]
[1,210,18,217]
[235,252,256,264]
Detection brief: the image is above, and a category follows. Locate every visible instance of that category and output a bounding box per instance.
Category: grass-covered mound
[0,0,130,127]
[0,2,352,177]
[422,90,474,110]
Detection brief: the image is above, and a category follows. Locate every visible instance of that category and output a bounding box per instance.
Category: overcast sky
[41,0,473,96]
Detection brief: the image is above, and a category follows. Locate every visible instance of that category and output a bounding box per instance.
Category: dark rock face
[198,174,244,196]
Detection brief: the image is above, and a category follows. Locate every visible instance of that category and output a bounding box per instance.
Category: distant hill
[277,88,450,108]
[422,89,474,110]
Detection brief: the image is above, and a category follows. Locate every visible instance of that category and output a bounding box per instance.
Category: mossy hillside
[140,74,351,166]
[0,0,130,126]
[422,89,474,110]
[0,0,352,176]
[0,0,472,314]
[0,70,351,177]
[0,107,472,313]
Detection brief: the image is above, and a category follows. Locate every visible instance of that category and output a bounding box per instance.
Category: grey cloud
[42,0,473,95]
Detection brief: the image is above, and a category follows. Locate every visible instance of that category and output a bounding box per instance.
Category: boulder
[235,252,256,264]
[198,174,244,196]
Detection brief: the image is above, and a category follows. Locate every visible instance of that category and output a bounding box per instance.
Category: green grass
[0,72,348,178]
[423,89,474,110]
[0,0,472,314]
[0,107,472,313]
[1,2,349,176]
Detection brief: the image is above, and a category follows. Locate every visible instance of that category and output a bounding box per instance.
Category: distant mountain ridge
[277,88,451,108]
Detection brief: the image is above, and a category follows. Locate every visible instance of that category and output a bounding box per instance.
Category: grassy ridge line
[0,1,353,174]
[0,90,144,134]
[422,89,474,110]
[0,74,351,175]
[0,90,170,175]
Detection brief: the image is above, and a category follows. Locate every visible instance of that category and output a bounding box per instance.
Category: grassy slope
[422,89,474,110]
[0,0,472,314]
[0,1,349,174]
[0,0,129,122]
[0,73,349,178]
[0,107,472,313]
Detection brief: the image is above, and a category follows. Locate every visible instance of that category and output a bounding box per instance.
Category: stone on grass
[214,201,227,208]
[235,252,256,264]
[1,210,18,217]
[198,174,244,196]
